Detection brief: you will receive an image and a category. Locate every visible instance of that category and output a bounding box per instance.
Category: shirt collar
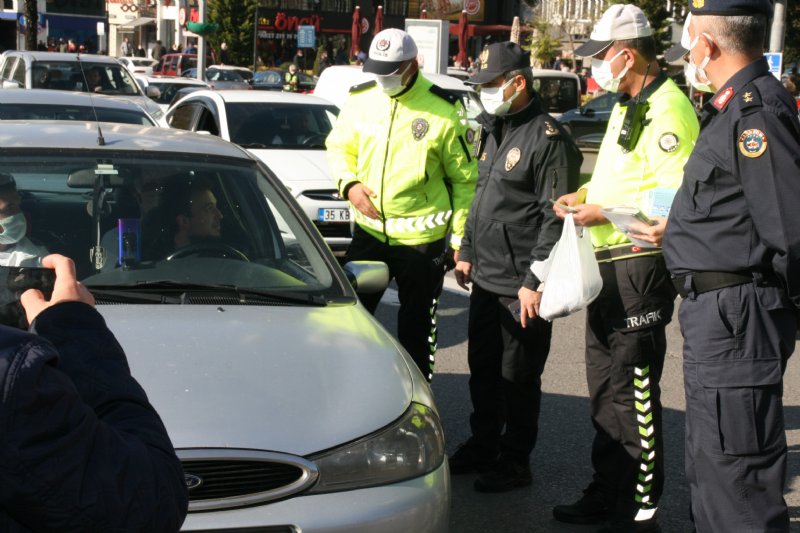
[708,57,768,112]
[619,73,667,106]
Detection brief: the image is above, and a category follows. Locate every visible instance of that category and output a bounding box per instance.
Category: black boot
[448,439,498,475]
[553,483,614,524]
[473,458,532,493]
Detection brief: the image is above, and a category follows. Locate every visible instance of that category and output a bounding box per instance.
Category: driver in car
[0,173,48,267]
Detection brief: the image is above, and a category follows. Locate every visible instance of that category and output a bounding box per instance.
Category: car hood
[99,304,413,455]
[248,148,334,187]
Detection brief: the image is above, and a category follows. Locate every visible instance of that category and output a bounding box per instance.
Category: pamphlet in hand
[600,206,659,248]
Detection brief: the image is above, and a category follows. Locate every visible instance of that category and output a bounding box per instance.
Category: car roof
[175,89,335,106]
[0,120,252,158]
[530,68,581,81]
[136,74,209,85]
[4,52,121,64]
[0,88,152,111]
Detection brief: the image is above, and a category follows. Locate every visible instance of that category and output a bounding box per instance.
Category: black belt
[594,244,661,263]
[671,271,754,298]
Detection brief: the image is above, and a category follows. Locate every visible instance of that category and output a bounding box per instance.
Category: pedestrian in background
[663,1,800,530]
[326,28,477,382]
[451,42,582,493]
[0,255,188,531]
[152,40,166,62]
[552,5,699,532]
[283,64,300,92]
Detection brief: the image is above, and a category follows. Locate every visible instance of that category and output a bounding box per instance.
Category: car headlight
[306,402,445,493]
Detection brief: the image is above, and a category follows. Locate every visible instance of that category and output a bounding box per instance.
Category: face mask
[684,34,715,93]
[591,49,628,93]
[479,78,520,116]
[376,62,411,96]
[0,212,26,245]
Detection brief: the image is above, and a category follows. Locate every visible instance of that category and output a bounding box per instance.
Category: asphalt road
[375,274,800,533]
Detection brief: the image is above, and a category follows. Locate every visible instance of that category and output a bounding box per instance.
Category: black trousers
[466,282,552,464]
[345,226,446,382]
[680,281,795,532]
[585,255,675,522]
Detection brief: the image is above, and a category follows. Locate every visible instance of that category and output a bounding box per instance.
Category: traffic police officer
[326,28,477,382]
[552,5,699,532]
[663,1,800,530]
[449,42,582,492]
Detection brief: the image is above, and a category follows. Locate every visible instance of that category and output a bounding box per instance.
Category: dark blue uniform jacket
[0,302,188,532]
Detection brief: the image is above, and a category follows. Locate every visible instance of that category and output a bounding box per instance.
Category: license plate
[318,208,350,223]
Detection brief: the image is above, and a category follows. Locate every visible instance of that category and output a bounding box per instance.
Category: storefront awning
[120,17,156,29]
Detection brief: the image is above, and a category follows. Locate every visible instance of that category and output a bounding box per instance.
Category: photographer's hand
[21,254,95,324]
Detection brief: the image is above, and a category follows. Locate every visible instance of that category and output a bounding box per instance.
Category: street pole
[769,0,786,53]
[252,9,259,72]
[197,0,206,81]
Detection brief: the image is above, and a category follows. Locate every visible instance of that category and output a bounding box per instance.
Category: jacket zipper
[379,98,398,243]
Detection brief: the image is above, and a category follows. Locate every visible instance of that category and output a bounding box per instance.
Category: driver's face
[186,189,222,239]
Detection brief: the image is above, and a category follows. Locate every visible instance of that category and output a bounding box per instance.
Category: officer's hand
[347,182,380,220]
[625,216,667,247]
[518,286,541,328]
[21,254,95,324]
[455,261,472,291]
[569,203,606,227]
[553,190,587,219]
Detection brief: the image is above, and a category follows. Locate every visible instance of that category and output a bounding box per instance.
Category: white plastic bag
[531,214,602,321]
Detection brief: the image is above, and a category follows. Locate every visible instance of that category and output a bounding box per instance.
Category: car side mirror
[581,108,595,117]
[146,86,161,99]
[343,261,389,293]
[1,80,21,89]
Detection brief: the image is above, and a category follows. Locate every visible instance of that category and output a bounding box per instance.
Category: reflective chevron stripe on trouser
[426,296,440,382]
[634,365,657,521]
[354,210,453,236]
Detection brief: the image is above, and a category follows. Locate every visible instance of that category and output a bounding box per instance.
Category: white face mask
[376,62,411,96]
[479,78,520,116]
[0,212,27,245]
[591,49,628,93]
[684,34,715,93]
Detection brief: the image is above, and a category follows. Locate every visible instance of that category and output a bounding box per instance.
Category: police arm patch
[738,128,767,158]
[658,132,679,153]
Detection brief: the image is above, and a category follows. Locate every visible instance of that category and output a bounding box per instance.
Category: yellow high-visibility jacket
[326,73,478,248]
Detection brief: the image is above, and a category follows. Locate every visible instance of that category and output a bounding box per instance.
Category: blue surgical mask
[0,212,27,245]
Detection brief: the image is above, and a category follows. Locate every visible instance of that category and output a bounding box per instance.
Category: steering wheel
[166,242,249,262]
[300,133,328,146]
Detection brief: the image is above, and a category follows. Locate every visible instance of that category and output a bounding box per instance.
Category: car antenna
[76,55,106,146]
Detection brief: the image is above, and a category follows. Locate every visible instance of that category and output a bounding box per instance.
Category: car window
[585,93,619,113]
[1,56,17,80]
[208,69,244,82]
[196,106,220,136]
[170,55,179,72]
[534,78,579,114]
[169,102,200,130]
[28,61,141,95]
[225,102,338,149]
[149,82,200,105]
[0,103,155,126]
[254,71,282,86]
[11,59,25,84]
[1,152,338,296]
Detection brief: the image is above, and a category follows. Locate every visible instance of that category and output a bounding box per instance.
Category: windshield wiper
[87,281,327,306]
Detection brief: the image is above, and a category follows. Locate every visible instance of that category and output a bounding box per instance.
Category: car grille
[313,222,352,239]
[302,189,342,202]
[178,449,319,512]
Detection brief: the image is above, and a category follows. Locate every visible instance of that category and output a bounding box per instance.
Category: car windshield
[533,77,579,114]
[226,102,337,149]
[32,61,142,95]
[148,82,204,105]
[0,151,344,302]
[0,103,155,125]
[207,69,244,82]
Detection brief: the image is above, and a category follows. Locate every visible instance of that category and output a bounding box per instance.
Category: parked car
[118,56,158,75]
[0,89,158,126]
[152,52,215,77]
[557,91,622,140]
[313,65,484,131]
[216,64,254,83]
[166,89,350,254]
[0,51,166,126]
[527,69,582,118]
[134,74,210,110]
[181,67,251,90]
[253,68,316,92]
[1,120,449,532]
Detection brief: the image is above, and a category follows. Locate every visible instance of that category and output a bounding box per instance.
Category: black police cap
[688,0,773,17]
[465,42,531,86]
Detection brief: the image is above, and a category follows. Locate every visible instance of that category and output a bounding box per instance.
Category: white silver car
[0,120,449,532]
[165,90,351,254]
[118,56,158,75]
[0,51,167,126]
[0,89,158,126]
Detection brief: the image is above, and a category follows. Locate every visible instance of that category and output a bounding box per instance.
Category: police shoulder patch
[738,128,768,158]
[544,121,559,137]
[658,132,679,153]
[412,118,430,140]
[349,80,377,93]
[465,128,475,144]
[429,84,459,105]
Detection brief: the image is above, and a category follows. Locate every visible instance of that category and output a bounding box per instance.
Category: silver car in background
[0,121,449,532]
[0,89,159,126]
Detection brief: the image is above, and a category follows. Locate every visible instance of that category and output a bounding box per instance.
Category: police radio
[617,64,651,152]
